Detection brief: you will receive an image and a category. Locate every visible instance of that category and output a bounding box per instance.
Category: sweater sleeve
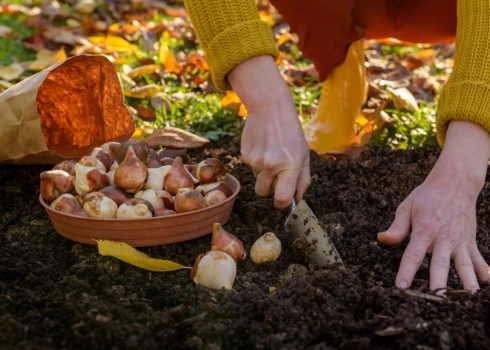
[437,0,490,146]
[183,0,279,91]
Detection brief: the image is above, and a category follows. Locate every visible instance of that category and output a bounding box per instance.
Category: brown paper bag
[0,54,135,164]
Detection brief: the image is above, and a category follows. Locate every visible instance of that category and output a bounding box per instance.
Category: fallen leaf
[74,0,97,15]
[43,27,83,46]
[0,63,24,81]
[159,42,182,74]
[0,80,13,89]
[0,24,12,38]
[150,92,172,112]
[96,239,188,272]
[124,84,162,99]
[22,34,47,52]
[387,87,418,112]
[135,104,156,121]
[276,32,292,46]
[88,35,138,53]
[220,91,248,117]
[375,326,407,337]
[186,54,209,72]
[127,64,160,79]
[29,47,67,71]
[146,126,210,149]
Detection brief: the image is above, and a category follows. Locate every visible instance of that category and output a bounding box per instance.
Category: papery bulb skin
[156,190,175,210]
[100,186,130,206]
[40,170,75,202]
[116,198,154,219]
[144,165,171,191]
[100,141,120,157]
[146,149,162,168]
[160,157,174,166]
[114,140,150,164]
[52,160,77,176]
[74,163,110,195]
[82,192,118,218]
[154,208,177,217]
[134,189,165,210]
[73,209,90,217]
[91,147,113,171]
[191,251,236,290]
[250,232,282,264]
[78,156,106,171]
[114,146,148,193]
[110,161,118,171]
[211,223,246,262]
[163,157,196,195]
[174,188,207,213]
[50,193,80,214]
[192,158,226,184]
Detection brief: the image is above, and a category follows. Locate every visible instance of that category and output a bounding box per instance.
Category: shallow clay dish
[40,174,241,247]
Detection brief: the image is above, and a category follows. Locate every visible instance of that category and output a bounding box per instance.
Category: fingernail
[397,281,408,289]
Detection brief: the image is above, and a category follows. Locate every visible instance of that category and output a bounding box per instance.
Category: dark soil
[2,140,490,350]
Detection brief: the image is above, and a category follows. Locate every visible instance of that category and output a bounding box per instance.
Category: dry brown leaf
[124,84,162,99]
[29,48,67,71]
[135,105,156,121]
[22,34,46,52]
[387,87,418,112]
[145,126,210,149]
[150,92,172,112]
[43,27,83,46]
[0,63,24,81]
[186,54,209,72]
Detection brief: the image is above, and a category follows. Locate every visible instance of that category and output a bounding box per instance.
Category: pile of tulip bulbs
[40,140,234,219]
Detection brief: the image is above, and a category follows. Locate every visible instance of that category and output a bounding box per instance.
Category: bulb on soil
[211,223,246,262]
[250,232,282,264]
[191,250,237,290]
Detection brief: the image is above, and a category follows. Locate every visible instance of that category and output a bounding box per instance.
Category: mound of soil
[1,140,490,350]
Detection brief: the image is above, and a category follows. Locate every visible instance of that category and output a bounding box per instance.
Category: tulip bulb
[164,157,196,195]
[40,170,75,202]
[100,186,130,206]
[91,147,113,171]
[73,209,90,217]
[50,193,80,214]
[250,232,282,264]
[174,188,207,213]
[75,163,110,195]
[107,170,115,186]
[195,181,233,197]
[134,189,165,210]
[116,198,154,219]
[78,156,106,171]
[191,251,236,290]
[52,160,77,176]
[205,191,227,206]
[114,140,150,164]
[160,157,174,166]
[110,161,118,171]
[100,141,120,157]
[83,192,118,218]
[211,223,246,262]
[192,158,226,184]
[154,208,177,217]
[144,165,171,190]
[114,146,148,193]
[146,149,161,168]
[157,149,185,160]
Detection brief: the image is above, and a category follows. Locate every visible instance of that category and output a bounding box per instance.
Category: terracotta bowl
[39,174,241,247]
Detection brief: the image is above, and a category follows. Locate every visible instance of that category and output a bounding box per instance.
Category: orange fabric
[271,0,457,81]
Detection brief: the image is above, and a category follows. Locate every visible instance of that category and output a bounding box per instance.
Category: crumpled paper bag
[0,54,135,164]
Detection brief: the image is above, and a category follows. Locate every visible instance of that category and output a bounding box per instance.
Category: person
[182,0,490,293]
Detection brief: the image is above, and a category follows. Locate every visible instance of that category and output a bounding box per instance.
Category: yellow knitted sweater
[183,0,490,145]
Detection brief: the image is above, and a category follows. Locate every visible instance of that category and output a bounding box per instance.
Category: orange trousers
[271,0,457,81]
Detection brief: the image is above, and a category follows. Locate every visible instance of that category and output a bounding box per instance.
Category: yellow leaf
[276,33,292,46]
[29,48,67,71]
[0,63,24,81]
[238,103,248,118]
[356,114,369,128]
[124,84,162,99]
[259,9,274,25]
[220,91,241,107]
[88,35,138,53]
[159,41,182,74]
[127,64,160,79]
[132,127,145,140]
[96,240,188,272]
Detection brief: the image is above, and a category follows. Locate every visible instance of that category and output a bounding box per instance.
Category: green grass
[0,14,37,66]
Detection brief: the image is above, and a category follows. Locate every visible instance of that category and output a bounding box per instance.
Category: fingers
[428,239,451,291]
[453,246,479,292]
[470,247,490,283]
[294,165,311,203]
[378,202,411,245]
[273,170,300,209]
[395,233,432,288]
[255,170,274,197]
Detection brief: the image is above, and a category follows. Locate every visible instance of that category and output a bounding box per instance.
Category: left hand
[378,121,490,292]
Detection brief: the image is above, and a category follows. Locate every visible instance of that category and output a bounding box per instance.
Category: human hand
[228,55,311,209]
[378,121,490,292]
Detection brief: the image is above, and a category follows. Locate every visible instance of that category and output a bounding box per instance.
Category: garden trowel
[284,199,344,267]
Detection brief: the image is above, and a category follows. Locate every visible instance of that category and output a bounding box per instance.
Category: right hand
[228,55,311,209]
